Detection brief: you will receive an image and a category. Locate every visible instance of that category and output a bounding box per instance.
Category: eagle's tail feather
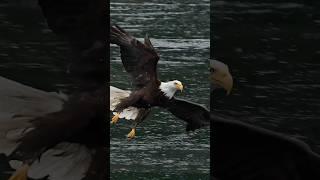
[0,77,66,156]
[110,86,150,121]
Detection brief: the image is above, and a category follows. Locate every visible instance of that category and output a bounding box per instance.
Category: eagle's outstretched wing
[209,60,320,179]
[211,112,320,180]
[110,25,159,88]
[166,98,210,131]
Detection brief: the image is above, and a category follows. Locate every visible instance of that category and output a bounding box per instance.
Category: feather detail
[110,86,143,120]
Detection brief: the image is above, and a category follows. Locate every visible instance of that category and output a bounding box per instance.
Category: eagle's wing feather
[110,25,159,87]
[10,143,92,180]
[110,86,150,121]
[211,113,320,179]
[166,98,210,131]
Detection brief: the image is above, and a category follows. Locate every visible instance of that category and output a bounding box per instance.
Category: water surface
[110,0,210,179]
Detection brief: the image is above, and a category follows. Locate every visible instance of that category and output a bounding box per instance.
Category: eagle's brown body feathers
[110,25,211,133]
[115,80,171,111]
[111,26,170,112]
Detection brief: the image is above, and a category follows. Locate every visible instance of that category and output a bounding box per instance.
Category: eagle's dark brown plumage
[1,0,108,179]
[110,25,215,139]
[209,59,320,180]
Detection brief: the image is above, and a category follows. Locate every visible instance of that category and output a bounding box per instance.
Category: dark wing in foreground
[211,112,320,180]
[166,98,210,131]
[110,25,159,87]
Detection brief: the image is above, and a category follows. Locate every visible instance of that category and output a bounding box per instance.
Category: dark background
[0,2,70,179]
[212,0,320,154]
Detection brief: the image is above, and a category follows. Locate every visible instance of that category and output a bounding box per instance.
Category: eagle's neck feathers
[159,81,177,99]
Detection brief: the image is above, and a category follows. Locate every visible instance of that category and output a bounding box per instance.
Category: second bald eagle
[110,25,232,139]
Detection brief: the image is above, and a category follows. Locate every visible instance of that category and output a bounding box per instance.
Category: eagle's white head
[210,60,233,95]
[159,80,183,99]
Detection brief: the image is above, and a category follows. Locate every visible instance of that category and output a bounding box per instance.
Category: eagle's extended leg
[127,128,136,140]
[111,113,120,124]
[127,109,150,140]
[127,122,138,140]
[8,163,29,180]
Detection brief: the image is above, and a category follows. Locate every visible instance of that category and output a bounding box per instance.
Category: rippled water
[213,1,320,153]
[110,0,210,179]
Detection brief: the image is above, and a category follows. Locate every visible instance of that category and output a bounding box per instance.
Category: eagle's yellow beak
[210,60,233,95]
[176,83,184,92]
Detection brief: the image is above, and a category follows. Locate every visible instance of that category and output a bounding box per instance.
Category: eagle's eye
[174,82,177,85]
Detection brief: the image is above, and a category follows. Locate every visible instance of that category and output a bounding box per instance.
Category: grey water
[213,1,320,154]
[110,0,210,179]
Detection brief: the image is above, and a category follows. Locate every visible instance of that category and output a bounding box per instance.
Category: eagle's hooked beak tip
[224,75,233,95]
[176,84,184,92]
[226,87,232,95]
[219,75,233,95]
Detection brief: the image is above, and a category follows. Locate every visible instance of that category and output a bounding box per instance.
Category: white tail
[0,77,67,156]
[110,86,142,120]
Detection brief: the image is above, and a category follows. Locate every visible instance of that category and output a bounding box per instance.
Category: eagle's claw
[111,113,120,124]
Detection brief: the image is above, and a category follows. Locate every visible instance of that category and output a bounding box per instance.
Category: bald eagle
[0,77,107,180]
[0,0,108,179]
[209,59,320,180]
[110,25,233,139]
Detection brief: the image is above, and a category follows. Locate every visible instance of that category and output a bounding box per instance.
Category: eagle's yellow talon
[127,128,136,140]
[8,164,29,180]
[111,113,120,124]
